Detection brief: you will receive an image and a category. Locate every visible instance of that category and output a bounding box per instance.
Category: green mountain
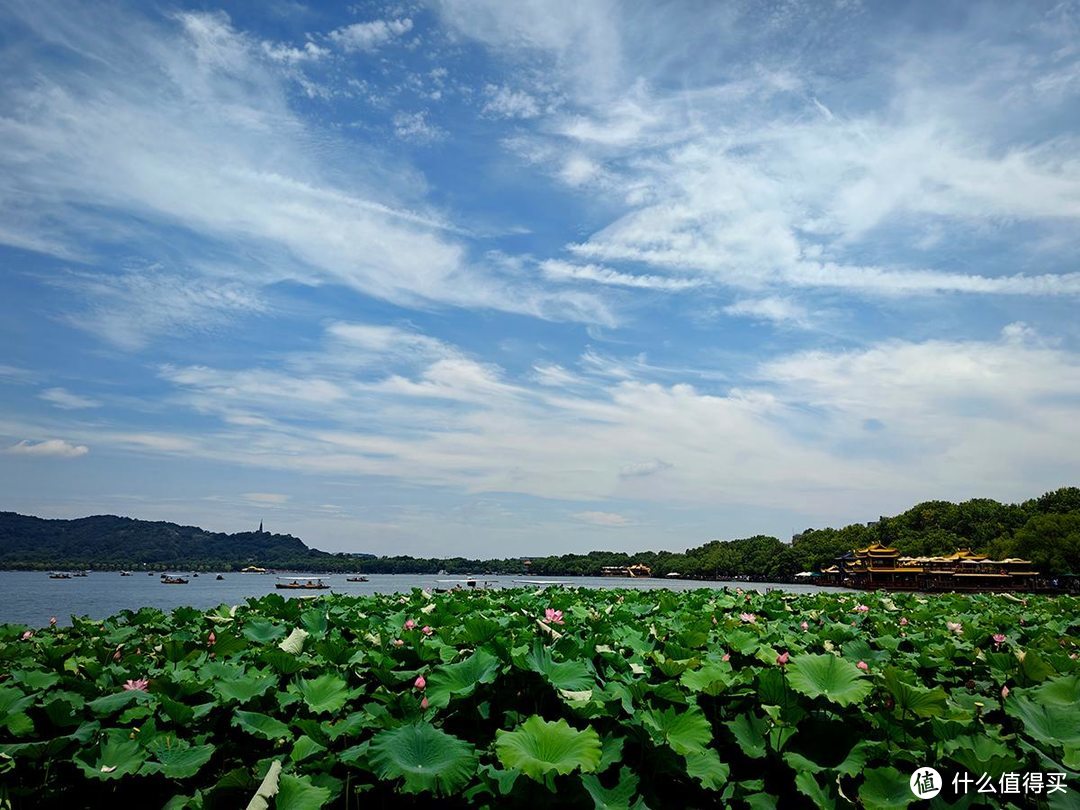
[2,486,1078,575]
[0,512,330,570]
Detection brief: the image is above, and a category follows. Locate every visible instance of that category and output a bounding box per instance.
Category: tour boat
[275,577,330,590]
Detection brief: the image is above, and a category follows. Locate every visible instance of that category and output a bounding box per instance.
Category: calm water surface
[0,571,847,627]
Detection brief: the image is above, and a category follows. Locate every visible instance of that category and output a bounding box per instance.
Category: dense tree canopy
[2,487,1078,576]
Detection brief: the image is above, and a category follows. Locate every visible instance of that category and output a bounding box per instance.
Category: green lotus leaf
[580,765,642,809]
[5,712,34,737]
[944,734,1022,777]
[87,690,144,716]
[10,669,60,691]
[1005,695,1080,747]
[296,673,349,715]
[1031,674,1080,707]
[0,687,34,717]
[275,773,332,810]
[882,667,947,718]
[744,791,779,809]
[369,723,478,795]
[684,748,730,790]
[290,735,327,763]
[726,711,767,759]
[299,609,328,637]
[859,766,915,810]
[786,654,872,706]
[795,771,836,810]
[525,641,594,692]
[260,649,308,675]
[680,663,732,696]
[495,716,601,781]
[233,710,291,741]
[1018,651,1056,685]
[641,705,711,756]
[425,648,500,709]
[213,673,278,704]
[243,619,287,643]
[149,742,215,779]
[73,733,145,781]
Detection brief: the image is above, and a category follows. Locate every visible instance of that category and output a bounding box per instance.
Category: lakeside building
[821,545,1041,591]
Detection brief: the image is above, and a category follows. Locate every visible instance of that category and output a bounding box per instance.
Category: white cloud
[53,269,264,350]
[444,2,1080,301]
[619,459,673,478]
[392,111,446,143]
[39,387,101,410]
[541,260,703,291]
[532,364,582,387]
[0,365,36,382]
[724,297,810,327]
[260,40,330,64]
[5,439,89,458]
[482,84,541,119]
[0,6,607,336]
[328,18,413,52]
[243,492,289,505]
[574,510,630,527]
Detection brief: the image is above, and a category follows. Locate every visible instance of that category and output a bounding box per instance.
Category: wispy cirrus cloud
[574,510,630,527]
[39,388,101,410]
[0,3,608,348]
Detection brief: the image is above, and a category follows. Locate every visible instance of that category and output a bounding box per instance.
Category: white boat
[512,578,570,588]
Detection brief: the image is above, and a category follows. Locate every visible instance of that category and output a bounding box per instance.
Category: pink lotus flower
[21,630,32,640]
[544,608,564,625]
[800,621,809,631]
[208,631,216,646]
[739,612,756,624]
[392,638,404,647]
[776,651,790,666]
[49,617,57,627]
[856,661,869,671]
[123,678,149,692]
[421,696,429,709]
[899,617,908,626]
[721,652,730,662]
[403,619,416,631]
[421,625,433,636]
[946,621,963,635]
[992,633,1006,646]
[414,675,426,690]
[1001,685,1009,699]
[854,604,869,613]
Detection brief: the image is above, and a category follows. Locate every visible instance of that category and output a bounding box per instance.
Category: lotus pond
[1,588,1078,809]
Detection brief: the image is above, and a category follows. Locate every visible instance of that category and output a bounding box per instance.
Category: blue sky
[1,0,1079,556]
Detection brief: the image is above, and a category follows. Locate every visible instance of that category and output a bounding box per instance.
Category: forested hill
[2,486,1079,575]
[0,512,330,570]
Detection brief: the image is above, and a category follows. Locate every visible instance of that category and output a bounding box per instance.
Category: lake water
[0,571,848,627]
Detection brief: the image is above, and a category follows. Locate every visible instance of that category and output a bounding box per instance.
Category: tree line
[1,487,1078,576]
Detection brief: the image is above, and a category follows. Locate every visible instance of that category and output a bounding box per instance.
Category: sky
[1,0,1079,557]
